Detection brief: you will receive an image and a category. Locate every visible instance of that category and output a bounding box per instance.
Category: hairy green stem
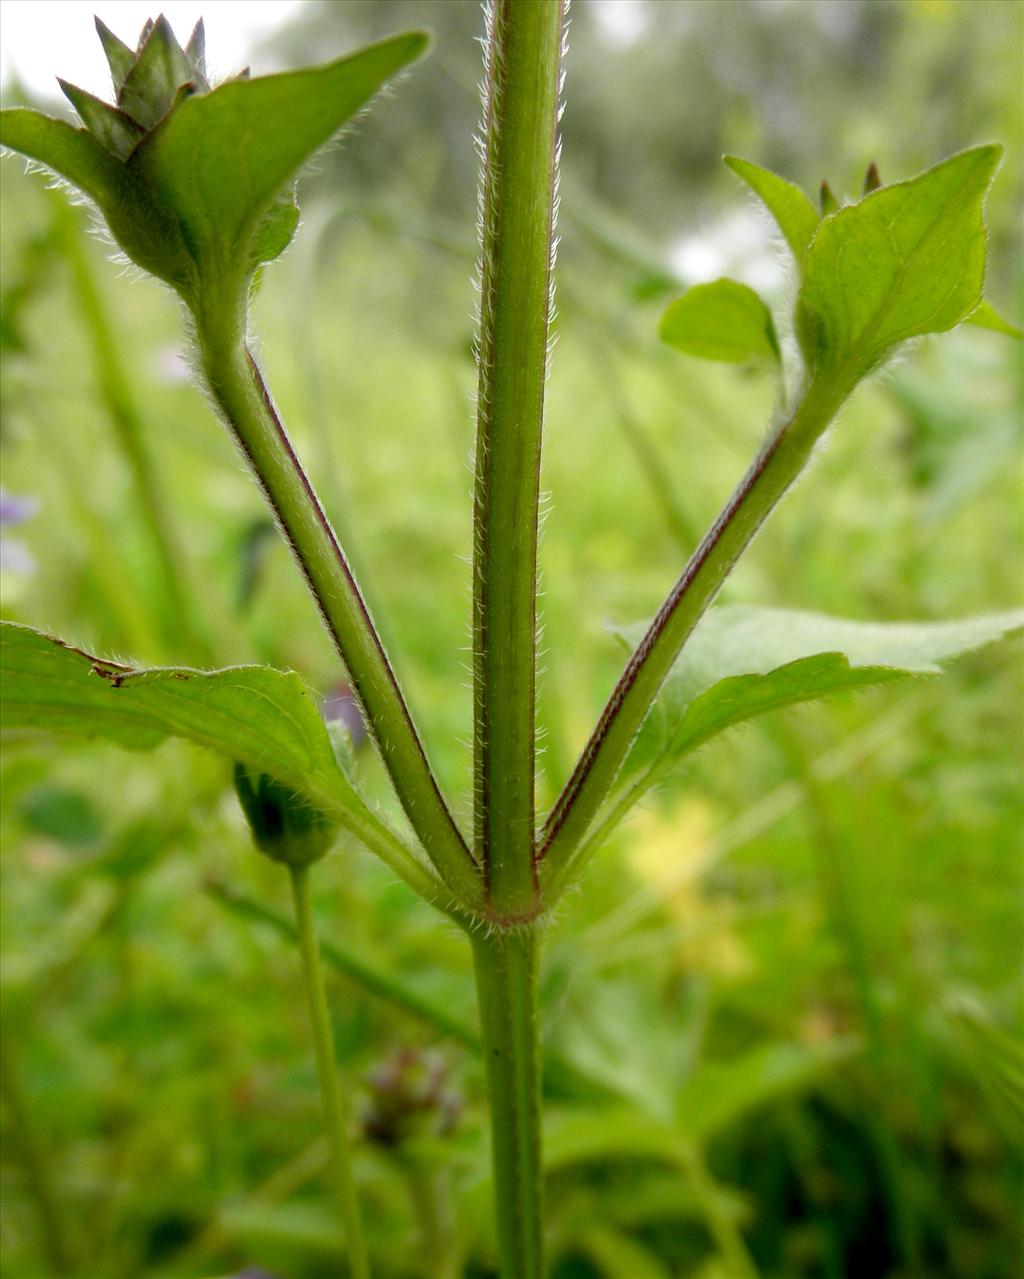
[473,0,566,916]
[471,927,545,1278]
[541,372,851,880]
[193,304,480,907]
[288,865,370,1279]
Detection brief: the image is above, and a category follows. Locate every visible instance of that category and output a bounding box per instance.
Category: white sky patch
[591,0,650,48]
[0,1,302,102]
[668,206,784,294]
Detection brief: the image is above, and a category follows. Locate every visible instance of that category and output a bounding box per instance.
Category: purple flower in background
[323,681,367,748]
[0,488,39,575]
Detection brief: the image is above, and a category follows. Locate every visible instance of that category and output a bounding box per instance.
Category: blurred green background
[1,2,1022,1276]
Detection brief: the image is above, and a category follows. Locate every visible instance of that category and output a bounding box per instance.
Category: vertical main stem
[289,867,370,1279]
[473,0,566,916]
[472,927,544,1278]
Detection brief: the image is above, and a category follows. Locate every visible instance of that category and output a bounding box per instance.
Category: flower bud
[233,763,337,869]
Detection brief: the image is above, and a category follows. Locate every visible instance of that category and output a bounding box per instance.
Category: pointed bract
[863,161,881,194]
[59,78,144,161]
[119,14,195,128]
[819,179,837,215]
[94,16,135,95]
[186,18,207,83]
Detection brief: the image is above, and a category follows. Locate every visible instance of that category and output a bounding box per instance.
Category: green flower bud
[233,762,337,869]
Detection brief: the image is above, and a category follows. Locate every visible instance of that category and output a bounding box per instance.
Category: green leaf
[544,1041,850,1170]
[131,32,428,286]
[724,154,820,264]
[608,605,1023,819]
[0,621,360,830]
[250,191,301,269]
[965,299,1023,339]
[0,107,122,209]
[796,145,1002,379]
[659,279,780,364]
[674,1040,853,1140]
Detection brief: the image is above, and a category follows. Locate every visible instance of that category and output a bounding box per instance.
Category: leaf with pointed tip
[58,80,144,161]
[603,605,1023,826]
[0,107,122,208]
[724,154,820,264]
[965,299,1023,339]
[118,14,196,129]
[94,17,135,96]
[0,621,363,837]
[796,145,1002,379]
[131,32,428,288]
[659,278,779,364]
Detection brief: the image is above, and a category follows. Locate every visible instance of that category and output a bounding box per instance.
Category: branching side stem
[541,372,851,882]
[193,297,481,907]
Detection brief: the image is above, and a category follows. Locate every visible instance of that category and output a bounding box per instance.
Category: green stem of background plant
[49,192,210,664]
[472,927,545,1279]
[0,1023,73,1276]
[288,864,370,1279]
[473,0,566,918]
[541,371,851,886]
[193,303,481,907]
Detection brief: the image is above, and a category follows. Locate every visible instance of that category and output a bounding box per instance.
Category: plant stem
[209,877,480,1050]
[471,926,545,1278]
[0,1024,73,1276]
[194,309,480,907]
[473,0,566,917]
[541,372,851,876]
[288,865,370,1279]
[677,1142,759,1279]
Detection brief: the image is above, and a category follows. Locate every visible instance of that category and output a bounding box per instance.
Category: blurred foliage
[1,2,1022,1277]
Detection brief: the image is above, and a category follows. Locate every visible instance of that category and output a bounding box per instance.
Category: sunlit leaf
[0,108,122,209]
[724,154,820,264]
[0,621,364,832]
[659,278,779,364]
[607,606,1023,820]
[797,145,1002,378]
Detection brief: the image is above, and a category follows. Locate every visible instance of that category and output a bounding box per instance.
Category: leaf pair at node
[0,16,428,307]
[660,147,1020,386]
